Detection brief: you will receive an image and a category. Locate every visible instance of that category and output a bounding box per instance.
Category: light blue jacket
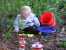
[14,14,40,32]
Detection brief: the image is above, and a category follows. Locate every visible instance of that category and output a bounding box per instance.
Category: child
[38,11,57,37]
[14,6,40,34]
[40,11,56,27]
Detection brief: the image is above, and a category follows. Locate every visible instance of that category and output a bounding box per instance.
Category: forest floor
[0,31,66,50]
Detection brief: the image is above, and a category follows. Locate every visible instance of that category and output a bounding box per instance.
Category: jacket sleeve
[13,15,19,32]
[33,16,40,27]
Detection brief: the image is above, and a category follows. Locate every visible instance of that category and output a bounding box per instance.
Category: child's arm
[13,15,20,32]
[33,16,40,27]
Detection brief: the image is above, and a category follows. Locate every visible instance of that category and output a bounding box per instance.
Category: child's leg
[23,26,40,39]
[41,32,53,39]
[41,31,53,36]
[23,26,38,34]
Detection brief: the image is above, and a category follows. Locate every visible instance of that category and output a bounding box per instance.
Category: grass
[59,41,66,48]
[0,0,62,16]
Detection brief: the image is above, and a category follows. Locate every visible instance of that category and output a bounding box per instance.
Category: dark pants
[37,25,56,37]
[23,26,39,35]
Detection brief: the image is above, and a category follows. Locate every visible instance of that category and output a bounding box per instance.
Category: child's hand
[14,27,19,32]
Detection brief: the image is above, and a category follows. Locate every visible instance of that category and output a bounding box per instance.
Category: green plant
[59,41,66,48]
[4,31,12,40]
[4,15,14,40]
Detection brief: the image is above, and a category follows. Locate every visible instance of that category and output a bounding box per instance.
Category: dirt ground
[0,32,66,50]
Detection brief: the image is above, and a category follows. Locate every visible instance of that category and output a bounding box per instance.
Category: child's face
[21,9,30,18]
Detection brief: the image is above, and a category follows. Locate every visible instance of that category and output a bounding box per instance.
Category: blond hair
[21,6,32,12]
